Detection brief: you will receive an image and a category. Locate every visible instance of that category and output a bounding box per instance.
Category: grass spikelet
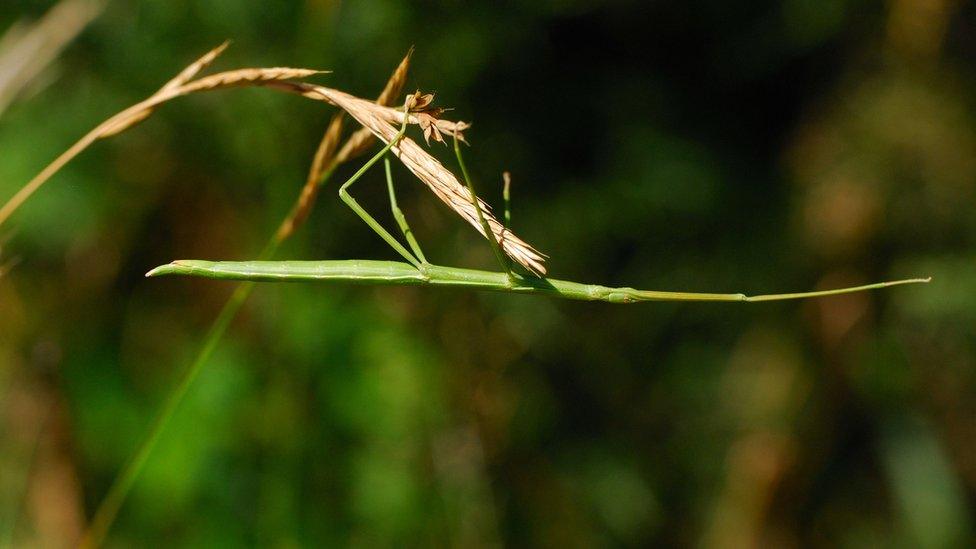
[375,46,413,107]
[178,67,326,94]
[309,114,346,188]
[159,40,230,92]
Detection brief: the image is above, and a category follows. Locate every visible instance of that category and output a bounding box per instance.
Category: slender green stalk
[146,259,931,304]
[84,148,339,545]
[453,136,512,276]
[80,273,258,549]
[80,164,341,548]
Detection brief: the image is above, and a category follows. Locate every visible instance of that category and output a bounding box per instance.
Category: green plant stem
[81,164,335,547]
[80,247,268,549]
[81,284,249,547]
[146,259,931,304]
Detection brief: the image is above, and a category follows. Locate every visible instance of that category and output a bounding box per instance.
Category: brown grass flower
[406,90,451,145]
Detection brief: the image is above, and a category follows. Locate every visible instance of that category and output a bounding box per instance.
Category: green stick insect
[149,94,930,303]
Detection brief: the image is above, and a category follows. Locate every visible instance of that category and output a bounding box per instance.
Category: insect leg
[452,136,513,277]
[338,112,421,269]
[385,156,428,264]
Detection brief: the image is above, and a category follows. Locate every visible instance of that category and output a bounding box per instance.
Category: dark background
[1,0,974,546]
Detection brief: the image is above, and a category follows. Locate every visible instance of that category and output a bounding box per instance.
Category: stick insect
[148,97,930,303]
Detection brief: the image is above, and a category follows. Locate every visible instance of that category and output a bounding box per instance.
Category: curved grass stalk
[78,276,258,549]
[146,259,930,303]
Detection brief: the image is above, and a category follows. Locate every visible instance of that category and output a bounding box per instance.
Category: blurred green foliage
[1,0,974,546]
